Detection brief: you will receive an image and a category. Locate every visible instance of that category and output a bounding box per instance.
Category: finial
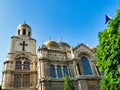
[59,37,62,42]
[88,44,91,47]
[48,37,51,41]
[24,21,26,24]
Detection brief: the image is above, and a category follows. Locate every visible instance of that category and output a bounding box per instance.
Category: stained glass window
[23,61,30,70]
[15,61,22,70]
[63,66,69,76]
[57,66,62,78]
[81,57,92,75]
[14,74,21,88]
[50,65,56,78]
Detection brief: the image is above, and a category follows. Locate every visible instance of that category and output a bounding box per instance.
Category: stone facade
[2,23,101,90]
[2,23,37,90]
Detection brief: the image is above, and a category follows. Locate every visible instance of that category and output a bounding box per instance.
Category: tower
[2,23,37,90]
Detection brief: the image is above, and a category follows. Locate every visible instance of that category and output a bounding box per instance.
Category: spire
[59,37,62,42]
[48,37,51,41]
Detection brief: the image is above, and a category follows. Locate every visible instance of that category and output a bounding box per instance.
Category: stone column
[61,65,64,77]
[73,61,77,76]
[55,64,58,78]
[91,60,97,75]
[75,64,79,76]
[78,80,89,90]
[41,60,45,78]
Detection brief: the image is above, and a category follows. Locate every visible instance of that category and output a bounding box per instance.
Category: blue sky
[0,0,119,84]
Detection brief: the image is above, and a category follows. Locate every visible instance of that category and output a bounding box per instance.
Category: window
[57,66,62,78]
[23,74,30,87]
[14,74,30,88]
[81,57,92,75]
[14,74,21,88]
[23,29,26,35]
[50,65,56,78]
[63,66,69,76]
[28,31,31,37]
[15,61,22,70]
[18,30,20,35]
[23,61,30,70]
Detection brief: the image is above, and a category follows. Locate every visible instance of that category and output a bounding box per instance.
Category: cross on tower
[20,41,28,51]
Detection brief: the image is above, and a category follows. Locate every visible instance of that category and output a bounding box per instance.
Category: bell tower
[2,23,37,90]
[17,23,32,37]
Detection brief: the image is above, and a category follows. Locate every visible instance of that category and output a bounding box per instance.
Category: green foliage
[64,76,74,90]
[96,6,120,90]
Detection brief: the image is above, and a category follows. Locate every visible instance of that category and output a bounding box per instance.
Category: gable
[73,43,95,59]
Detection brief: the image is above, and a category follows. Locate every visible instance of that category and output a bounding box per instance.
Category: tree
[96,6,120,90]
[64,76,74,90]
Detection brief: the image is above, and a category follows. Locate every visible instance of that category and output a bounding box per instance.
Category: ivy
[96,6,120,90]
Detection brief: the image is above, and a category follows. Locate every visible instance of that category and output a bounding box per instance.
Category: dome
[59,42,70,48]
[17,23,32,37]
[44,40,59,47]
[17,23,31,31]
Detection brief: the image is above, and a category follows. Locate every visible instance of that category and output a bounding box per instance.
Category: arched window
[63,66,69,76]
[18,30,20,35]
[23,29,26,35]
[28,31,31,37]
[50,65,56,78]
[15,61,22,70]
[57,66,62,78]
[23,61,30,70]
[81,57,92,75]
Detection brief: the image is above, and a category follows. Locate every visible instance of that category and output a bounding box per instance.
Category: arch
[81,57,92,75]
[15,54,31,60]
[78,52,91,58]
[63,66,69,76]
[50,65,56,78]
[15,60,22,70]
[57,65,62,78]
[23,61,30,70]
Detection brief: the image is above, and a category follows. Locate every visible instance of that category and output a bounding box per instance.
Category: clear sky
[0,0,119,84]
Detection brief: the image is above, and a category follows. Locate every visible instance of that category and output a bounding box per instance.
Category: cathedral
[2,23,101,90]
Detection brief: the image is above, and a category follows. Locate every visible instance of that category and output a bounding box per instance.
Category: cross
[20,41,28,51]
